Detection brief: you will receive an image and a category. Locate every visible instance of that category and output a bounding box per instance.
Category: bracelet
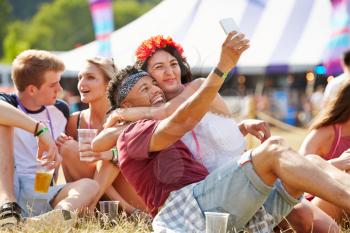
[33,121,40,136]
[111,148,119,165]
[213,67,228,79]
[35,127,49,137]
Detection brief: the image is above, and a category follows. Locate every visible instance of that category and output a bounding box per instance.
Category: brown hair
[135,46,192,84]
[310,81,350,130]
[11,50,65,92]
[86,57,118,83]
[107,65,140,109]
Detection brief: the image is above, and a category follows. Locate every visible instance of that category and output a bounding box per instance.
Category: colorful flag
[89,0,114,57]
[324,0,350,75]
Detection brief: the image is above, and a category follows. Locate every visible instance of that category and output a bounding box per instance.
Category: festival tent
[59,0,332,75]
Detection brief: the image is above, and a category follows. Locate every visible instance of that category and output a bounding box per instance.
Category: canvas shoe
[0,202,22,228]
[25,209,77,230]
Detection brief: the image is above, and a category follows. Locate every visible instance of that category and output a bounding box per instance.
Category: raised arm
[149,32,249,152]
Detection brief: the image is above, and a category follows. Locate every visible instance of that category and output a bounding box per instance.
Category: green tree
[3,21,30,62]
[114,0,161,29]
[0,0,13,58]
[28,0,94,51]
[8,0,52,20]
[2,0,161,62]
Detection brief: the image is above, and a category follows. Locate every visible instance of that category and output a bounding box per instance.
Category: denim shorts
[14,172,65,217]
[193,150,301,232]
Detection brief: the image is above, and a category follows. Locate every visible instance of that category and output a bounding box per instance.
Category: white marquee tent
[59,0,332,74]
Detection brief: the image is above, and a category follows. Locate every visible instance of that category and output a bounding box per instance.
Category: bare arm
[149,32,249,152]
[0,100,40,132]
[65,112,80,140]
[104,79,230,127]
[299,128,332,157]
[0,100,60,168]
[300,127,350,171]
[91,125,127,152]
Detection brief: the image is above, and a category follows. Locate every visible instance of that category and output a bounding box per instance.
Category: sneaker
[0,202,22,228]
[26,209,77,229]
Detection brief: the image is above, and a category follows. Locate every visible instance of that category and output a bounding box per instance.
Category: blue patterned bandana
[118,70,149,105]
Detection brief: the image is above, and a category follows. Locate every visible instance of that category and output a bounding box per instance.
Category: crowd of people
[1,32,350,233]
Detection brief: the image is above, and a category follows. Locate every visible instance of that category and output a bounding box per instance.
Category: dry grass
[2,212,152,233]
[4,127,350,233]
[247,126,308,150]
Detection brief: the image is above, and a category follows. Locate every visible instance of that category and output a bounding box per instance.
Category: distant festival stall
[324,0,350,75]
[89,0,114,57]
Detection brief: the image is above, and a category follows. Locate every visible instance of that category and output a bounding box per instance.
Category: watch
[213,67,228,79]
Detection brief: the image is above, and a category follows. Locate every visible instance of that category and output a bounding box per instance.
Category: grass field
[5,126,350,233]
[248,126,308,151]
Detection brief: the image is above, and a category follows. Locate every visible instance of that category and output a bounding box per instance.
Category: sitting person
[104,35,270,172]
[93,33,350,232]
[276,84,350,233]
[0,100,59,227]
[105,35,340,232]
[293,81,350,227]
[56,57,137,213]
[0,50,98,225]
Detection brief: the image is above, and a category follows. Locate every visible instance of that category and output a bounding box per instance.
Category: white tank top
[181,112,246,172]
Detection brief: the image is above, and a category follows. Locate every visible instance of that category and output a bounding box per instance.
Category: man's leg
[51,178,99,212]
[251,136,350,213]
[194,136,350,231]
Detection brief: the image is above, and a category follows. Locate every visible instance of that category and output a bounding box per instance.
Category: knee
[286,205,314,233]
[59,140,78,160]
[256,136,289,159]
[76,178,100,197]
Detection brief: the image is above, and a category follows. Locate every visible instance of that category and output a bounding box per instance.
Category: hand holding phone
[219,18,240,35]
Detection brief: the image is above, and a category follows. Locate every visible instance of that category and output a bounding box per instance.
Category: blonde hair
[86,57,118,83]
[12,50,65,92]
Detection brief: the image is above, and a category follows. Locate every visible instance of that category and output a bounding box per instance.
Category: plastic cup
[34,167,53,193]
[99,201,119,225]
[205,212,230,233]
[77,129,97,162]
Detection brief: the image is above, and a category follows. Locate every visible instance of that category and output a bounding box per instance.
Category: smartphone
[219,18,240,35]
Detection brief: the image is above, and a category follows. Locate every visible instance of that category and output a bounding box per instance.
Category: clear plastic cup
[205,212,230,233]
[34,167,53,193]
[99,201,119,225]
[77,129,97,162]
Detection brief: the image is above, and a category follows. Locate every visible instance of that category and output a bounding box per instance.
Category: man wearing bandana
[95,33,350,233]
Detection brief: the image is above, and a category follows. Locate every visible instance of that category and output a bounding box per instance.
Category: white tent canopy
[59,0,332,74]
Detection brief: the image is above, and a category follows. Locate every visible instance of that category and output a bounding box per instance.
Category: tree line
[0,0,161,63]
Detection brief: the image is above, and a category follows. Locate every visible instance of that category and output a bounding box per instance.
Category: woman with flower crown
[103,35,338,232]
[104,35,270,172]
[55,57,139,213]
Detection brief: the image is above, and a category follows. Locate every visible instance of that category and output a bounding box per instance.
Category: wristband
[35,127,49,137]
[213,67,228,79]
[111,148,119,165]
[34,121,41,136]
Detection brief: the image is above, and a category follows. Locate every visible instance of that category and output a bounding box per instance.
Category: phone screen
[219,18,240,35]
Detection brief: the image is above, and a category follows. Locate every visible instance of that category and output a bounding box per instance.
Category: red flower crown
[135,35,184,62]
